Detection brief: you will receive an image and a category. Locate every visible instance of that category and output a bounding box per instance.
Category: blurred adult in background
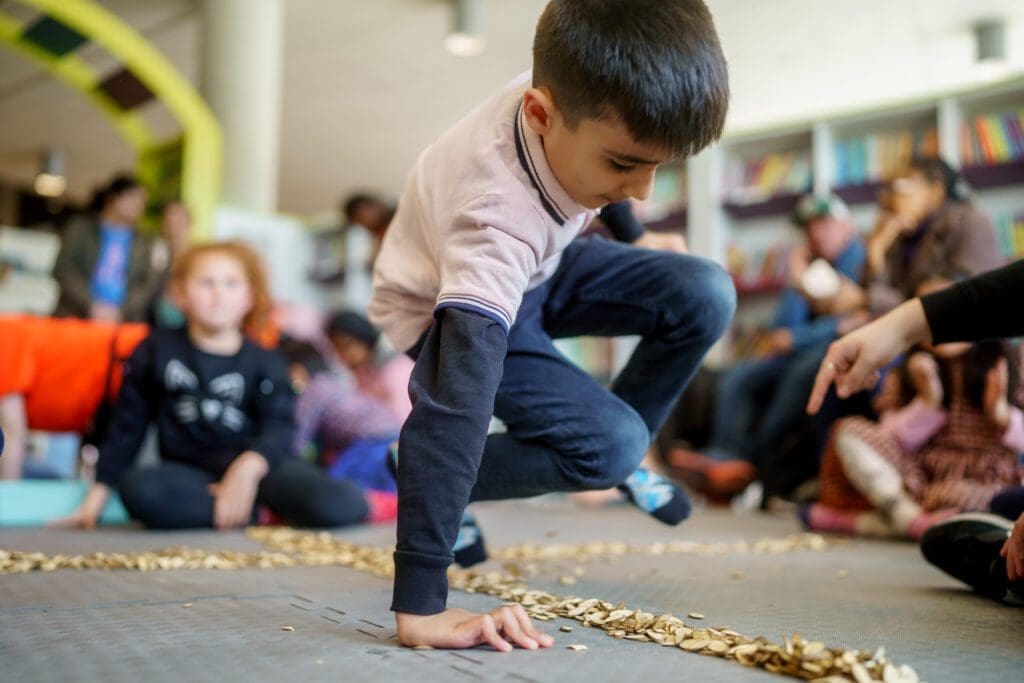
[52,174,165,323]
[342,192,396,267]
[865,155,1003,315]
[669,194,866,500]
[150,198,192,329]
[806,156,1005,467]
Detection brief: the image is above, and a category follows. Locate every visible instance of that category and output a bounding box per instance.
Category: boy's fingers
[512,606,551,647]
[496,607,536,649]
[477,614,511,652]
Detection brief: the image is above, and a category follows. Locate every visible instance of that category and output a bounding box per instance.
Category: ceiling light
[973,19,1008,81]
[445,0,485,57]
[34,149,66,198]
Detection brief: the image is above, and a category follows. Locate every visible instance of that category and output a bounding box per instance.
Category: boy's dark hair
[278,337,330,377]
[533,0,729,158]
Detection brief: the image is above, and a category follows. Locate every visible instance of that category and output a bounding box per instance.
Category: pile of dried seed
[0,528,921,683]
[490,534,831,564]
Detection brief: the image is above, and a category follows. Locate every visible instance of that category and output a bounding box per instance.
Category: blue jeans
[706,344,828,464]
[467,237,736,501]
[118,458,369,529]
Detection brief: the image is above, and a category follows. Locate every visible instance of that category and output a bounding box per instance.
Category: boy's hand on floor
[209,451,268,529]
[999,512,1024,582]
[396,605,554,652]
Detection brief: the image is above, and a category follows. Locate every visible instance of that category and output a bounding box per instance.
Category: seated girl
[806,274,1024,539]
[61,241,372,529]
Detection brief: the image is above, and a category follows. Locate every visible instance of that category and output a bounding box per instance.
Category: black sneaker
[920,513,1019,605]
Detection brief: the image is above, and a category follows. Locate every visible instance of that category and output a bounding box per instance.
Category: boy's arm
[393,308,551,651]
[94,336,158,489]
[392,307,506,616]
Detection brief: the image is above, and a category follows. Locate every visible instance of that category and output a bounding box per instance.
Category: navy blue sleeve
[95,335,158,488]
[391,307,507,615]
[599,202,645,243]
[245,349,296,469]
[922,259,1024,344]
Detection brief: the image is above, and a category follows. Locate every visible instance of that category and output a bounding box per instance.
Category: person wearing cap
[326,310,414,425]
[669,193,867,500]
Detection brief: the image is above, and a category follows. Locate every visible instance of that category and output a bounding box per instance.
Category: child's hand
[907,352,943,408]
[395,605,554,652]
[999,512,1024,582]
[209,451,268,529]
[983,358,1011,430]
[49,482,109,529]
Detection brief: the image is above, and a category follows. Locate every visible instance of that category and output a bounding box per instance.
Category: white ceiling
[0,0,1022,215]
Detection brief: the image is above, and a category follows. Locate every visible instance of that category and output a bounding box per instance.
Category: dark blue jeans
[705,344,828,464]
[118,457,369,529]
[467,237,736,501]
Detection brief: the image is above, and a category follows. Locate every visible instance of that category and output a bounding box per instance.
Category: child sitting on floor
[805,274,1024,539]
[281,338,400,522]
[61,241,373,530]
[325,310,414,424]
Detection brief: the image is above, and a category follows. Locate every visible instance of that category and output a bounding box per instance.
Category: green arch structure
[0,0,221,237]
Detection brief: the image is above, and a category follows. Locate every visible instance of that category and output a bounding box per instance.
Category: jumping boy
[368,0,734,651]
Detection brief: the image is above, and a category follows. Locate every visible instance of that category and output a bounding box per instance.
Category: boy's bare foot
[396,605,554,652]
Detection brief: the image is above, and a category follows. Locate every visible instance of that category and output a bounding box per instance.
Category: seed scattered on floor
[837,570,849,579]
[566,644,587,651]
[281,625,295,632]
[559,626,573,633]
[314,659,323,665]
[182,603,193,608]
[559,576,577,585]
[688,612,704,620]
[730,570,746,580]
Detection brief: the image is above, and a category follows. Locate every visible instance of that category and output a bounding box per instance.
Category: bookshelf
[679,75,1024,365]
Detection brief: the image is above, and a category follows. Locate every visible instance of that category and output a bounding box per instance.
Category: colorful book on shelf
[1003,113,1024,159]
[974,117,996,163]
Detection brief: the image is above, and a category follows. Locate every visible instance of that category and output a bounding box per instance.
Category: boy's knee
[690,259,736,341]
[658,256,736,343]
[586,409,649,490]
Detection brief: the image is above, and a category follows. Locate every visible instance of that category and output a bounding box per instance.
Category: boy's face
[523,88,673,209]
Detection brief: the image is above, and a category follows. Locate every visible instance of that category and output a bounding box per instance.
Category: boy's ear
[522,86,558,136]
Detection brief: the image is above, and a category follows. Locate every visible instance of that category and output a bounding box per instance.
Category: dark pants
[464,237,736,500]
[706,344,828,464]
[118,458,369,529]
[990,485,1024,521]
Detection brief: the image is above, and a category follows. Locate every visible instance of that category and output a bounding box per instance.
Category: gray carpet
[1,499,1022,682]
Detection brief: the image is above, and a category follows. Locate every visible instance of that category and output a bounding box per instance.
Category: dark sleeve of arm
[95,337,157,488]
[598,202,645,243]
[391,307,507,615]
[921,260,1024,344]
[52,222,93,315]
[246,351,296,468]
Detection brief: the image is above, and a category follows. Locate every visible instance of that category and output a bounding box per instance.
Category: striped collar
[513,100,590,226]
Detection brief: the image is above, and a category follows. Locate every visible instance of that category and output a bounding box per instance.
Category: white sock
[836,429,921,533]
